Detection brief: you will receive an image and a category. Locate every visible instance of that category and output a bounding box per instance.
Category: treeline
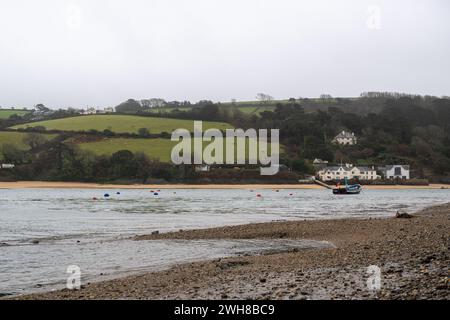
[0,136,180,183]
[9,126,173,139]
[246,98,450,178]
[0,134,299,183]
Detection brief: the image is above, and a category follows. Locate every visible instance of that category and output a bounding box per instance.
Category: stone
[396,211,413,219]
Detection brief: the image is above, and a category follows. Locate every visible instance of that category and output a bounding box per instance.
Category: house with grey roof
[313,158,329,171]
[332,131,357,145]
[378,165,410,180]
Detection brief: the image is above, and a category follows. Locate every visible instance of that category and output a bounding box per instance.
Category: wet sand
[0,181,448,190]
[14,203,450,300]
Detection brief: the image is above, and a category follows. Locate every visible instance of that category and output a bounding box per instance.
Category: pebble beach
[13,203,450,300]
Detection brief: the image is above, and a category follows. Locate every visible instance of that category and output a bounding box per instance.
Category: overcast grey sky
[0,0,449,108]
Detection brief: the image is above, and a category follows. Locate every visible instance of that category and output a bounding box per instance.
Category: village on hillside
[310,131,411,184]
[1,93,449,186]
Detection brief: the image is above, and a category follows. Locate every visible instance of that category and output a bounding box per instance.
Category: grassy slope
[0,109,29,119]
[78,138,175,162]
[76,137,280,163]
[0,131,55,160]
[12,115,232,134]
[160,105,275,115]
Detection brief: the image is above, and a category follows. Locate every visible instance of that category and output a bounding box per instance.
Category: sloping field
[0,131,55,160]
[77,138,175,162]
[236,106,275,115]
[76,137,281,163]
[12,115,232,134]
[0,109,30,119]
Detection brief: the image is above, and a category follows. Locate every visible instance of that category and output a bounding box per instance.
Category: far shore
[0,181,449,190]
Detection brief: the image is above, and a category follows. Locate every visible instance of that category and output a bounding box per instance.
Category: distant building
[313,158,329,171]
[81,107,97,115]
[195,165,210,172]
[332,131,357,145]
[317,164,379,181]
[379,165,410,180]
[0,164,15,169]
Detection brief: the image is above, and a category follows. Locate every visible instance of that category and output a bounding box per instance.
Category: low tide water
[0,188,448,296]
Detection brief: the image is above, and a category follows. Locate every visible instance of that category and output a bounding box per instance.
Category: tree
[35,104,50,113]
[110,150,138,178]
[141,98,167,109]
[115,99,143,114]
[2,144,27,164]
[138,128,151,137]
[256,93,274,105]
[291,159,314,174]
[23,133,46,150]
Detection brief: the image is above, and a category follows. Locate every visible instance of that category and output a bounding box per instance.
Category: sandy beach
[0,181,448,190]
[13,202,450,300]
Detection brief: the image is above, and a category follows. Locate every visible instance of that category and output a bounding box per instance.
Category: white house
[0,164,15,169]
[332,131,357,145]
[317,164,379,181]
[80,107,97,115]
[195,165,211,172]
[379,165,410,180]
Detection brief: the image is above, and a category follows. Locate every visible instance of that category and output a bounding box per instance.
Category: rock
[259,278,267,283]
[396,211,413,219]
[31,240,40,244]
[420,254,435,263]
[151,231,160,235]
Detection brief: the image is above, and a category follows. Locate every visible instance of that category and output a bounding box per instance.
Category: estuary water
[0,188,448,296]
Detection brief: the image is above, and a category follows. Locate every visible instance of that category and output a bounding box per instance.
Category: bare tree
[256,93,274,105]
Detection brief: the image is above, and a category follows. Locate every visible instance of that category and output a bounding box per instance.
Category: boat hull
[332,185,362,195]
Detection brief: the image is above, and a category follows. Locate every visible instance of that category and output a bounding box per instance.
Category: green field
[77,138,175,162]
[12,115,232,134]
[0,131,55,159]
[146,105,275,116]
[0,109,30,119]
[235,106,275,115]
[76,137,281,163]
[145,107,193,114]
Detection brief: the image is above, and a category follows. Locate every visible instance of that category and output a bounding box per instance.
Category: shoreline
[0,181,448,190]
[13,203,450,300]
